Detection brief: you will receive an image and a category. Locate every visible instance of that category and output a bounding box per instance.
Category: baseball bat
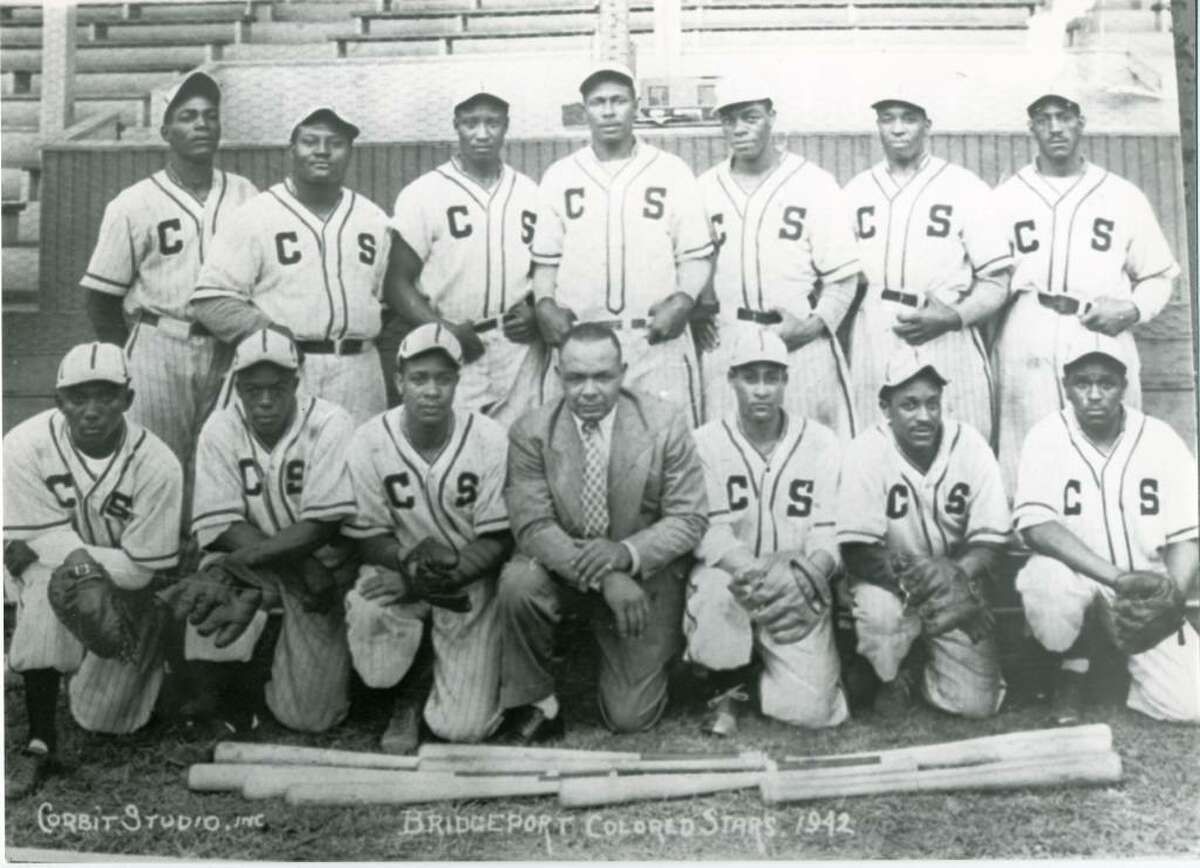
[558,770,765,808]
[242,769,459,801]
[285,775,560,806]
[189,763,431,793]
[213,741,420,770]
[761,750,1121,804]
[417,743,640,762]
[419,751,770,776]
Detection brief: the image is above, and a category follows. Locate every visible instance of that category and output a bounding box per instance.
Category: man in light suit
[498,322,708,742]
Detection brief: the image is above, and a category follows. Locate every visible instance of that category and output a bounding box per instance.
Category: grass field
[5,628,1199,862]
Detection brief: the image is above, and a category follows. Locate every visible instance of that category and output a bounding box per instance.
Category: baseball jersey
[699,153,860,321]
[192,181,392,341]
[836,420,1011,557]
[1013,407,1198,572]
[343,408,509,552]
[531,140,714,317]
[694,414,841,565]
[3,409,183,572]
[391,159,539,323]
[80,169,258,321]
[993,162,1179,310]
[191,394,358,554]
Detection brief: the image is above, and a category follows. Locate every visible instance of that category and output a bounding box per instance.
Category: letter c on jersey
[44,474,76,509]
[157,219,183,255]
[856,206,875,239]
[1063,479,1082,515]
[565,188,585,219]
[384,472,415,510]
[1014,220,1039,253]
[447,205,472,239]
[886,484,909,519]
[275,232,302,265]
[726,475,749,511]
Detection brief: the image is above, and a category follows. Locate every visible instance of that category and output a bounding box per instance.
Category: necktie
[580,420,610,538]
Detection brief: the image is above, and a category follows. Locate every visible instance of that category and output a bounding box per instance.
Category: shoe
[702,684,748,737]
[500,705,565,746]
[1051,669,1087,726]
[6,739,56,800]
[220,709,262,739]
[380,695,423,755]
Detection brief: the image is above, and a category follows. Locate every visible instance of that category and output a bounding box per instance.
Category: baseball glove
[48,549,159,662]
[730,555,830,644]
[158,557,265,649]
[1097,571,1185,655]
[400,538,470,612]
[896,555,993,642]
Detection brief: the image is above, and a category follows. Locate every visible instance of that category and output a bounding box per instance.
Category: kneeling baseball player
[343,323,514,751]
[3,343,183,797]
[684,331,848,734]
[835,346,1010,718]
[179,330,358,735]
[1013,332,1199,725]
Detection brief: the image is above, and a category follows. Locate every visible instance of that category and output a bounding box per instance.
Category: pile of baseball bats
[187,723,1121,808]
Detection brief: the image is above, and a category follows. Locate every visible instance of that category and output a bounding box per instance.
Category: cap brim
[716,97,773,115]
[164,72,220,121]
[1026,94,1080,116]
[871,98,926,114]
[293,109,360,140]
[1062,351,1126,374]
[455,92,509,111]
[580,68,635,96]
[878,365,949,400]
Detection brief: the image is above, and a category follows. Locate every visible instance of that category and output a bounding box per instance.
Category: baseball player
[3,343,182,796]
[685,330,848,735]
[80,71,257,498]
[343,323,513,750]
[697,82,860,436]
[386,83,544,427]
[1013,331,1199,724]
[531,62,714,425]
[187,329,358,734]
[992,91,1180,489]
[844,91,1011,444]
[192,106,392,425]
[836,346,1010,718]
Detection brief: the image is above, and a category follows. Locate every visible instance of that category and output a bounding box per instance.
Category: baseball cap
[160,71,221,124]
[56,342,129,390]
[579,61,637,98]
[878,345,948,400]
[232,329,302,374]
[1061,330,1129,375]
[291,105,361,141]
[453,81,509,113]
[729,329,789,370]
[1027,92,1081,117]
[714,79,773,115]
[871,91,929,116]
[397,322,463,368]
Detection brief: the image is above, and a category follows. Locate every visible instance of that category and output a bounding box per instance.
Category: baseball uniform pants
[344,566,503,742]
[497,554,684,734]
[683,565,848,728]
[456,329,548,428]
[1016,555,1200,723]
[850,581,1006,719]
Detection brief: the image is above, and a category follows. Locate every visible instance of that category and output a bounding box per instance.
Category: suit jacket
[506,390,708,582]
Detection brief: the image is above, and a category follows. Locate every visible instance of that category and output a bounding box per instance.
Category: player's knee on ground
[921,631,1005,719]
[598,665,669,734]
[684,566,753,671]
[1016,554,1097,653]
[850,582,922,682]
[1126,621,1200,724]
[497,556,557,617]
[344,571,425,689]
[758,616,849,728]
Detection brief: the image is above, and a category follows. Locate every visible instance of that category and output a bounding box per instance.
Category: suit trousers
[497,554,684,733]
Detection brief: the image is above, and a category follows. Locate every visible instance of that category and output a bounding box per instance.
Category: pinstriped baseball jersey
[80,169,258,321]
[193,180,392,341]
[391,159,539,322]
[343,407,510,551]
[1013,407,1198,572]
[531,141,714,317]
[693,414,841,565]
[836,420,1011,558]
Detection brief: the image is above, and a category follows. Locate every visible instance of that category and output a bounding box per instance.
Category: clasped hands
[565,538,648,640]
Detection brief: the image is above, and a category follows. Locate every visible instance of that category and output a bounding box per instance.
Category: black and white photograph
[1,0,1196,860]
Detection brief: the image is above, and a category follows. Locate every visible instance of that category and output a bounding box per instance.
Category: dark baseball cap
[1027,92,1081,117]
[161,71,221,124]
[291,105,361,141]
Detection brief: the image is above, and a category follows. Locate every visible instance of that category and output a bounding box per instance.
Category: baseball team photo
[1,0,1197,860]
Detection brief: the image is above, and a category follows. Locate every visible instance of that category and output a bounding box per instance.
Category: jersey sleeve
[809,175,862,330]
[1126,188,1180,322]
[192,201,263,303]
[960,428,1012,545]
[300,407,358,523]
[960,178,1013,278]
[1157,424,1198,546]
[471,425,510,536]
[669,161,716,265]
[1012,419,1063,531]
[191,414,249,549]
[120,440,183,571]
[80,193,141,297]
[835,435,888,545]
[530,166,566,271]
[343,422,393,540]
[2,424,73,541]
[390,178,434,262]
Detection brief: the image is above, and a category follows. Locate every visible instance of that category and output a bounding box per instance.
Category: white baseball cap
[1061,330,1129,375]
[579,61,637,97]
[878,345,948,399]
[160,70,220,124]
[56,342,129,390]
[397,323,463,367]
[232,329,302,374]
[1027,91,1081,117]
[291,105,361,141]
[871,91,930,116]
[714,79,773,115]
[453,82,509,113]
[729,329,789,370]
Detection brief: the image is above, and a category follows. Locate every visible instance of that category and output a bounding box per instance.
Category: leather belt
[296,339,367,356]
[591,318,649,331]
[1037,293,1082,316]
[736,307,783,325]
[139,311,211,338]
[880,289,920,308]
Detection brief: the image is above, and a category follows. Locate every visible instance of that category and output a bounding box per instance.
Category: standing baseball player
[184,329,357,734]
[696,82,860,435]
[1013,332,1198,724]
[80,71,257,496]
[192,106,392,424]
[992,91,1180,488]
[4,343,182,797]
[343,323,513,750]
[844,91,1011,444]
[685,330,848,735]
[531,62,714,425]
[386,84,544,426]
[836,346,1010,718]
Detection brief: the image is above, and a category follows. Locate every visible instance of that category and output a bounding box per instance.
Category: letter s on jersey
[779,206,806,241]
[565,188,585,219]
[358,233,377,264]
[521,210,536,245]
[926,204,952,238]
[886,484,909,519]
[157,219,183,255]
[103,491,133,521]
[1014,220,1039,253]
[285,460,304,495]
[944,482,969,516]
[275,231,302,265]
[787,479,813,517]
[1091,218,1114,252]
[1139,478,1159,515]
[455,472,479,507]
[643,187,666,220]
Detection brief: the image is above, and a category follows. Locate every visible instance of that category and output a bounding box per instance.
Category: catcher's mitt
[158,557,264,649]
[1097,571,1185,655]
[400,538,469,612]
[48,549,162,662]
[730,555,830,644]
[896,555,993,642]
